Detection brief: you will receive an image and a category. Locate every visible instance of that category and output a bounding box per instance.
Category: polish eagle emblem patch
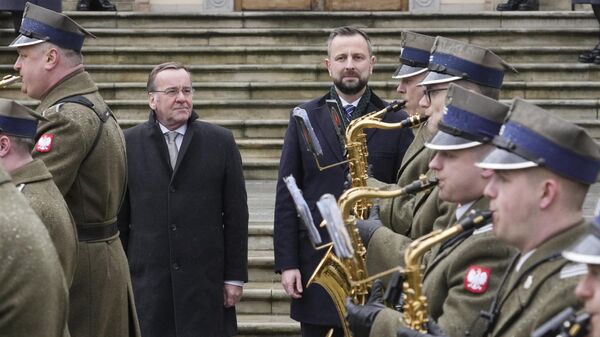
[464,265,491,294]
[35,134,54,153]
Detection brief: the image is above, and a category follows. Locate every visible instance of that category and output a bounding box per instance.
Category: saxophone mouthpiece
[458,210,492,231]
[386,100,407,113]
[399,114,429,129]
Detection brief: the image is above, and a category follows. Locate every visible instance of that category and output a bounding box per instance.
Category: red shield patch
[464,265,491,294]
[35,134,54,153]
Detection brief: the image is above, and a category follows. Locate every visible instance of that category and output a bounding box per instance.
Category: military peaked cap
[425,83,509,151]
[0,98,46,138]
[563,216,600,265]
[9,2,95,51]
[477,98,600,185]
[419,36,516,89]
[393,31,435,79]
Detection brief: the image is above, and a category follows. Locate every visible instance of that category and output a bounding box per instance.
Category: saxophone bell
[0,75,21,89]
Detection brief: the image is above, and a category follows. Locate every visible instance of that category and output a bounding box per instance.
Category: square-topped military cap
[477,98,600,185]
[392,32,436,80]
[419,36,516,89]
[9,2,95,51]
[563,215,600,265]
[0,98,46,139]
[425,83,509,151]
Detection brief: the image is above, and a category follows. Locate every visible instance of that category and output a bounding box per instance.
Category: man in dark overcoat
[274,26,414,337]
[9,4,140,336]
[118,62,249,337]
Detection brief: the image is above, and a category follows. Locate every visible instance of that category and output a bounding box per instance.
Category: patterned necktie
[165,131,179,169]
[344,104,355,122]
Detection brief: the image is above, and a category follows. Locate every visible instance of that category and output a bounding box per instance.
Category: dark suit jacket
[273,91,414,325]
[118,111,249,337]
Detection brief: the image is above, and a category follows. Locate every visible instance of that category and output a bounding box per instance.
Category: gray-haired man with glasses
[118,61,249,337]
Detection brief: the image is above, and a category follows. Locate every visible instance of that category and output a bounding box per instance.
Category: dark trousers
[300,322,344,337]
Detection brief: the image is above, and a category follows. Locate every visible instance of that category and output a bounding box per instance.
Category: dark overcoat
[0,0,60,11]
[274,91,414,326]
[118,111,249,337]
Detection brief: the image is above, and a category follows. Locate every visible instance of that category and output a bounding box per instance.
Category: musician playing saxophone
[563,217,600,337]
[346,85,516,337]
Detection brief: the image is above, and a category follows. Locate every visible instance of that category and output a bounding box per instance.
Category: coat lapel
[173,123,195,179]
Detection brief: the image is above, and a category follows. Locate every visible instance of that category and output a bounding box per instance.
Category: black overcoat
[118,111,249,337]
[273,91,414,326]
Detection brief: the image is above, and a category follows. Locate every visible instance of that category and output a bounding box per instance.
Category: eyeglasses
[149,87,194,97]
[423,87,448,104]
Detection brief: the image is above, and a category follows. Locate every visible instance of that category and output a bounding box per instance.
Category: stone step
[0,11,595,29]
[4,80,600,101]
[248,250,279,283]
[2,63,597,84]
[1,27,598,47]
[9,98,600,122]
[236,314,299,336]
[238,282,290,315]
[0,45,592,65]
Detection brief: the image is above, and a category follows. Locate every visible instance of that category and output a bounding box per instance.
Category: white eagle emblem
[35,134,54,153]
[464,265,491,294]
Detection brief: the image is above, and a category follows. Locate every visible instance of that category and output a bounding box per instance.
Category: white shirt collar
[339,96,361,108]
[515,250,537,272]
[455,200,476,221]
[158,122,187,136]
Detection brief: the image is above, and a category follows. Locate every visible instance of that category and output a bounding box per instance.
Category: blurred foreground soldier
[274,26,414,337]
[0,165,69,337]
[563,217,600,337]
[346,84,516,337]
[9,3,140,336]
[118,62,249,337]
[470,99,600,336]
[0,98,77,286]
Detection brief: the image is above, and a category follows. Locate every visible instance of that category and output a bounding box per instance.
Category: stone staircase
[2,10,600,336]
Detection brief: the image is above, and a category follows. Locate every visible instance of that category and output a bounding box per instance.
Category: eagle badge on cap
[35,134,54,153]
[464,265,491,294]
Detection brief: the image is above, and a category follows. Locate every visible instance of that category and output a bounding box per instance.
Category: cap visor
[425,131,482,151]
[563,233,600,265]
[9,35,45,48]
[418,71,462,86]
[475,147,538,170]
[393,65,428,79]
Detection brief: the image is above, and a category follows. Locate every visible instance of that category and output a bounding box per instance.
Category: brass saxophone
[402,210,492,332]
[345,101,428,219]
[308,175,438,337]
[532,307,590,337]
[0,75,21,89]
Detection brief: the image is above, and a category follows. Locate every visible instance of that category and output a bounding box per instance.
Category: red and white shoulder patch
[35,134,54,153]
[464,265,491,294]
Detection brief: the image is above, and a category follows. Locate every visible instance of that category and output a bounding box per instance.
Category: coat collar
[10,158,53,186]
[37,69,98,112]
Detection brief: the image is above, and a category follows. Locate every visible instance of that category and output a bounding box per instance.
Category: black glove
[356,203,382,246]
[345,279,386,337]
[396,319,448,337]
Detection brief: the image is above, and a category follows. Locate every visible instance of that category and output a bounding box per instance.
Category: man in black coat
[274,26,414,337]
[118,62,249,337]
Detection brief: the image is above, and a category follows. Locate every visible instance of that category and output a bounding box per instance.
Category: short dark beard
[333,77,368,96]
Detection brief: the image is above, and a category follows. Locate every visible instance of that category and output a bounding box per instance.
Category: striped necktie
[344,104,355,122]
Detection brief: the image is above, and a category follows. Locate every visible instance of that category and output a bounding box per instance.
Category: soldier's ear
[0,135,10,157]
[44,47,60,70]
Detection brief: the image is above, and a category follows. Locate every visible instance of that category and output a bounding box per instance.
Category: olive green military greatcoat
[0,166,69,337]
[369,198,516,337]
[33,69,140,337]
[378,125,438,237]
[10,158,78,286]
[366,187,456,284]
[481,221,587,337]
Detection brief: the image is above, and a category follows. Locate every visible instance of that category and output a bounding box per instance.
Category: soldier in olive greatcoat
[0,98,77,286]
[8,4,140,337]
[0,164,69,337]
